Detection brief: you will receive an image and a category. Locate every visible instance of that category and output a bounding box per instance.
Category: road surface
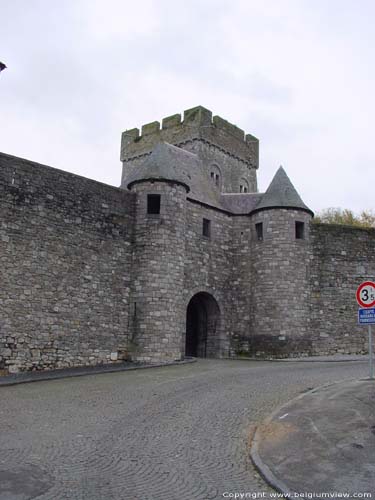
[0,358,367,500]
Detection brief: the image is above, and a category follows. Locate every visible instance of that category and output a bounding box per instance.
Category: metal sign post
[356,281,375,380]
[369,325,374,380]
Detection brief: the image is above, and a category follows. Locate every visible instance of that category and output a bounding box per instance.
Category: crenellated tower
[120,106,259,195]
[121,107,316,361]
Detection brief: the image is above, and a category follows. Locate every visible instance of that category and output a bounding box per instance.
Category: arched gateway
[185,292,221,358]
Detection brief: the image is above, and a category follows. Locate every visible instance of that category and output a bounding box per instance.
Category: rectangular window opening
[203,218,211,238]
[255,222,263,241]
[295,221,305,239]
[147,194,161,215]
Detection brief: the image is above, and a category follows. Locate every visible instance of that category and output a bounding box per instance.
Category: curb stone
[229,355,369,363]
[249,379,351,495]
[0,357,197,387]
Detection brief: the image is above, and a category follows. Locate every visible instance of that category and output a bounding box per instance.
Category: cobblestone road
[0,359,367,500]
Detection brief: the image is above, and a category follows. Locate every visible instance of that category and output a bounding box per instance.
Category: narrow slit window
[255,222,263,241]
[295,221,305,239]
[203,218,211,238]
[147,194,161,214]
[210,171,220,187]
[239,178,249,193]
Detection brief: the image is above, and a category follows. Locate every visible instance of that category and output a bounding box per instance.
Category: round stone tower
[249,167,314,357]
[126,143,191,363]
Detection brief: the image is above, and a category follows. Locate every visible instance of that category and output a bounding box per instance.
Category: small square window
[147,194,161,214]
[255,222,263,241]
[203,218,211,238]
[295,221,305,239]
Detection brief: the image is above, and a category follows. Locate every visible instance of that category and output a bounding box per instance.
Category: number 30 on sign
[356,281,375,308]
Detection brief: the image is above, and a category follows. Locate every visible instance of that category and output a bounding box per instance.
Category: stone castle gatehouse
[0,106,374,373]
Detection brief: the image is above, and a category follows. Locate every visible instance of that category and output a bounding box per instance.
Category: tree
[313,208,375,228]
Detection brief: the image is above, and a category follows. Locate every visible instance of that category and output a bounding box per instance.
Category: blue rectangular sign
[358,308,375,325]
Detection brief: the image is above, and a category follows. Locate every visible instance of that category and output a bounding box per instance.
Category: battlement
[121,106,259,168]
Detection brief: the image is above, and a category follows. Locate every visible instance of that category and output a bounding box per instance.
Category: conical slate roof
[126,142,193,192]
[252,166,313,216]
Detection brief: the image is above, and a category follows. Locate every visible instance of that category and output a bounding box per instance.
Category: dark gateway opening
[185,292,220,358]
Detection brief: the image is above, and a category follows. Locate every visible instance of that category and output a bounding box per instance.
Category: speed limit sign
[356,281,375,380]
[356,281,375,308]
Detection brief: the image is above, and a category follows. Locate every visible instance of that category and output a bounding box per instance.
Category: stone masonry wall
[121,143,257,196]
[184,200,233,357]
[177,141,257,194]
[249,209,313,357]
[2,150,374,371]
[309,223,375,355]
[229,216,252,355]
[0,153,135,374]
[130,181,187,363]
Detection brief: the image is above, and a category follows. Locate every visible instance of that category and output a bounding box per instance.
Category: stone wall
[232,218,375,358]
[229,216,252,355]
[0,153,135,374]
[1,150,374,372]
[249,209,313,357]
[130,181,187,363]
[309,223,375,355]
[179,141,257,194]
[184,200,233,357]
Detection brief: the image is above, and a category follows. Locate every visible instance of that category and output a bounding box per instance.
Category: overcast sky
[1,0,374,214]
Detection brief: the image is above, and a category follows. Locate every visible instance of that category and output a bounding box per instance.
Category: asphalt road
[0,359,368,500]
